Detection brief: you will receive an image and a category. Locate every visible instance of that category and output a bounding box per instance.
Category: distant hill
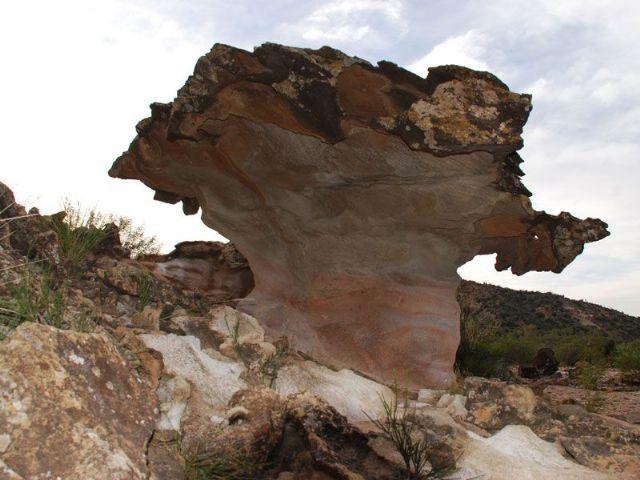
[458,280,640,342]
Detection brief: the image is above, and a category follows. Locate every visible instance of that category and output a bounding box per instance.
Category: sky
[1,0,639,315]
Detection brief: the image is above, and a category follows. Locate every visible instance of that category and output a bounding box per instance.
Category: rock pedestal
[110,43,608,388]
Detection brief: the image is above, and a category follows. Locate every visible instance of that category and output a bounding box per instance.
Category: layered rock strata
[110,43,608,387]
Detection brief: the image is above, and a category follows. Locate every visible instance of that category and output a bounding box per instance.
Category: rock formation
[110,43,609,388]
[0,323,157,479]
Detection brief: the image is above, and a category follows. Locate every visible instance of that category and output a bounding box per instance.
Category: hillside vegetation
[457,280,640,377]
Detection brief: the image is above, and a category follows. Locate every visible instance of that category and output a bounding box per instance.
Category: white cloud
[308,0,404,22]
[407,30,490,76]
[293,0,407,46]
[304,25,371,42]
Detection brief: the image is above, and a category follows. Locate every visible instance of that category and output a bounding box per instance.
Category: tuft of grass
[0,272,66,339]
[135,271,157,310]
[613,339,640,372]
[52,200,160,269]
[73,307,97,333]
[365,388,432,480]
[184,440,265,480]
[51,203,110,270]
[186,453,257,480]
[225,317,247,363]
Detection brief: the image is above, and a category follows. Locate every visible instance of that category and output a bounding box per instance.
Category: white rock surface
[208,305,265,344]
[275,360,394,421]
[454,425,612,480]
[155,375,191,430]
[139,333,246,413]
[437,393,468,418]
[418,388,444,405]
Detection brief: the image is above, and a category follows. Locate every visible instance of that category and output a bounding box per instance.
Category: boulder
[140,241,253,297]
[139,332,246,421]
[111,43,608,388]
[0,323,157,479]
[519,347,559,378]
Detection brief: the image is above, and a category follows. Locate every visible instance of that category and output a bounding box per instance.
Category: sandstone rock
[462,377,640,477]
[418,388,444,405]
[276,391,401,479]
[155,375,191,431]
[275,360,394,422]
[131,304,162,330]
[0,323,157,479]
[368,435,422,472]
[0,182,64,267]
[111,42,608,388]
[146,430,186,480]
[464,377,538,430]
[457,425,612,479]
[139,332,246,422]
[437,393,468,419]
[140,241,253,297]
[174,387,402,479]
[208,304,266,345]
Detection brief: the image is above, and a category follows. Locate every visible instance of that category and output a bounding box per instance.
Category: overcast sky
[2,0,638,315]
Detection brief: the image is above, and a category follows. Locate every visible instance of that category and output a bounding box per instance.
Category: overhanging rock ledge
[110,42,608,388]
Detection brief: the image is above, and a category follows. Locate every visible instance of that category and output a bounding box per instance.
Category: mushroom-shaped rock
[110,43,608,388]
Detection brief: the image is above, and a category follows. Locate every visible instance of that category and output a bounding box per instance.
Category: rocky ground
[0,182,638,480]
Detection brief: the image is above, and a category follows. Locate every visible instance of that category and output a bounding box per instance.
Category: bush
[577,361,605,390]
[614,340,640,371]
[455,307,502,377]
[107,215,160,257]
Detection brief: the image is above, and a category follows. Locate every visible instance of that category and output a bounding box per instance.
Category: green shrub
[577,361,605,390]
[455,308,502,377]
[108,215,160,257]
[613,339,640,371]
